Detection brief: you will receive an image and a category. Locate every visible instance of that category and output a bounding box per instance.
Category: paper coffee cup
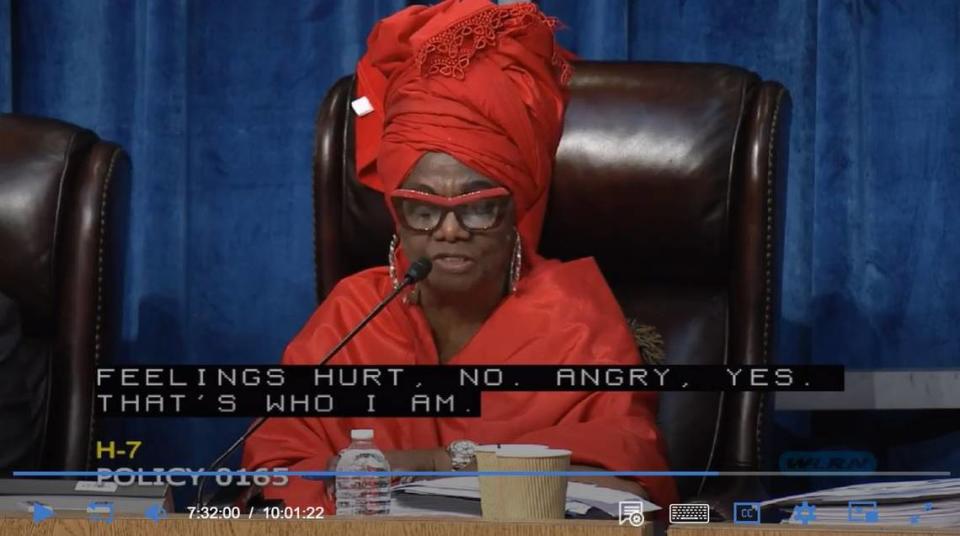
[476,445,501,519]
[477,444,549,520]
[494,447,571,520]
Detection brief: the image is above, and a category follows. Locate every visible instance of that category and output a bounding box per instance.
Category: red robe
[241,257,678,512]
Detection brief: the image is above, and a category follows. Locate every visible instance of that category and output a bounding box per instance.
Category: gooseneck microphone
[194,258,432,508]
[317,257,431,366]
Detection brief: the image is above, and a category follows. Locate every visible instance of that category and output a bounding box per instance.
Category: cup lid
[477,443,549,453]
[496,446,572,458]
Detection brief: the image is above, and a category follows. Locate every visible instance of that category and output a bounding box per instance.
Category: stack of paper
[389,476,660,518]
[761,478,960,527]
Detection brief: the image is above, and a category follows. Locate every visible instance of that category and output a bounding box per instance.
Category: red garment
[241,259,679,511]
[242,0,677,513]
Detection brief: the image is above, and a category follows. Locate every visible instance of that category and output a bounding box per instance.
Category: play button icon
[32,502,54,524]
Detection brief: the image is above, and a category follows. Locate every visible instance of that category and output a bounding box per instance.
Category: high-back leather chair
[312,62,791,506]
[0,114,130,470]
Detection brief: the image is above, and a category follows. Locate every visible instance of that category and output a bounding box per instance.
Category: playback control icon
[31,502,54,524]
[792,501,817,525]
[145,503,168,523]
[669,503,710,524]
[734,502,761,524]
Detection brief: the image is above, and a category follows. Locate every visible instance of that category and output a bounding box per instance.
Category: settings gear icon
[792,501,817,525]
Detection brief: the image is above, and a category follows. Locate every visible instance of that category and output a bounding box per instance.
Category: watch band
[447,439,478,471]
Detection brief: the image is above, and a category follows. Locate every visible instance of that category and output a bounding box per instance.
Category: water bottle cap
[350,429,374,440]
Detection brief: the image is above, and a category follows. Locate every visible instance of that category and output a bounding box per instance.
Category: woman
[242,0,678,511]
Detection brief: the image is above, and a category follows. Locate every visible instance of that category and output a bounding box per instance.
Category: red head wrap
[354,0,572,258]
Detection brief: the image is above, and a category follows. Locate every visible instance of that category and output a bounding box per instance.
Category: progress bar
[693,471,952,477]
[13,470,952,478]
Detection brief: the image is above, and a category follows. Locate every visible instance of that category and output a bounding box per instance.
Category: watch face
[450,440,477,455]
[449,440,478,470]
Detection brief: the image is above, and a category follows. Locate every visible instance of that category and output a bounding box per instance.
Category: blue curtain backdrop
[2,0,958,499]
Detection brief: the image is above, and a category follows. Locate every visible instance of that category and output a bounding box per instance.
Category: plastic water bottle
[335,429,391,516]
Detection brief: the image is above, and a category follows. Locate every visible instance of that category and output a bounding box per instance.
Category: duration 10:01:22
[260,506,326,520]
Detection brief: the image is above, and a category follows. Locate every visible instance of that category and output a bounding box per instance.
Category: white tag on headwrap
[351,96,374,117]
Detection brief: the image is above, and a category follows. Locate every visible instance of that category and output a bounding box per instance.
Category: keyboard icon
[669,503,710,524]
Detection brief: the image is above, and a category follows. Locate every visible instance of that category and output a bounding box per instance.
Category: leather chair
[0,114,131,470]
[312,62,791,512]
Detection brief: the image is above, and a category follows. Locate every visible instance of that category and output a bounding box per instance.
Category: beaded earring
[508,230,522,294]
[388,234,400,289]
[389,234,420,304]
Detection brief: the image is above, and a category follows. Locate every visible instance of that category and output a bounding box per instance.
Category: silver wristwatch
[447,439,478,471]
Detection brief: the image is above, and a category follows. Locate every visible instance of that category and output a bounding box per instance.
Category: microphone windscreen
[405,258,432,283]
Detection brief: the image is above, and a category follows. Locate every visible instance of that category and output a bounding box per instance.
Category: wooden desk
[6,513,958,536]
[0,512,652,536]
[668,523,959,536]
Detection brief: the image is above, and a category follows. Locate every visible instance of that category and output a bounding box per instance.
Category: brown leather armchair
[312,62,791,510]
[0,114,131,470]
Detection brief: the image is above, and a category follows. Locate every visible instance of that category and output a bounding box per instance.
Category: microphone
[194,257,432,508]
[317,256,431,366]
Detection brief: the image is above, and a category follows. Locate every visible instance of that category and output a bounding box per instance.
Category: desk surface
[668,523,959,536]
[4,513,958,536]
[0,512,651,536]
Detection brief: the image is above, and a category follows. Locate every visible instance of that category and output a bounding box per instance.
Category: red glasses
[389,187,512,232]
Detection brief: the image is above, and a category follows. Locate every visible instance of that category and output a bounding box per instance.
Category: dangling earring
[508,230,522,294]
[388,234,400,289]
[389,234,421,304]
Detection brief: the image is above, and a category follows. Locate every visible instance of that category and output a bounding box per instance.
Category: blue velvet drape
[2,0,958,500]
